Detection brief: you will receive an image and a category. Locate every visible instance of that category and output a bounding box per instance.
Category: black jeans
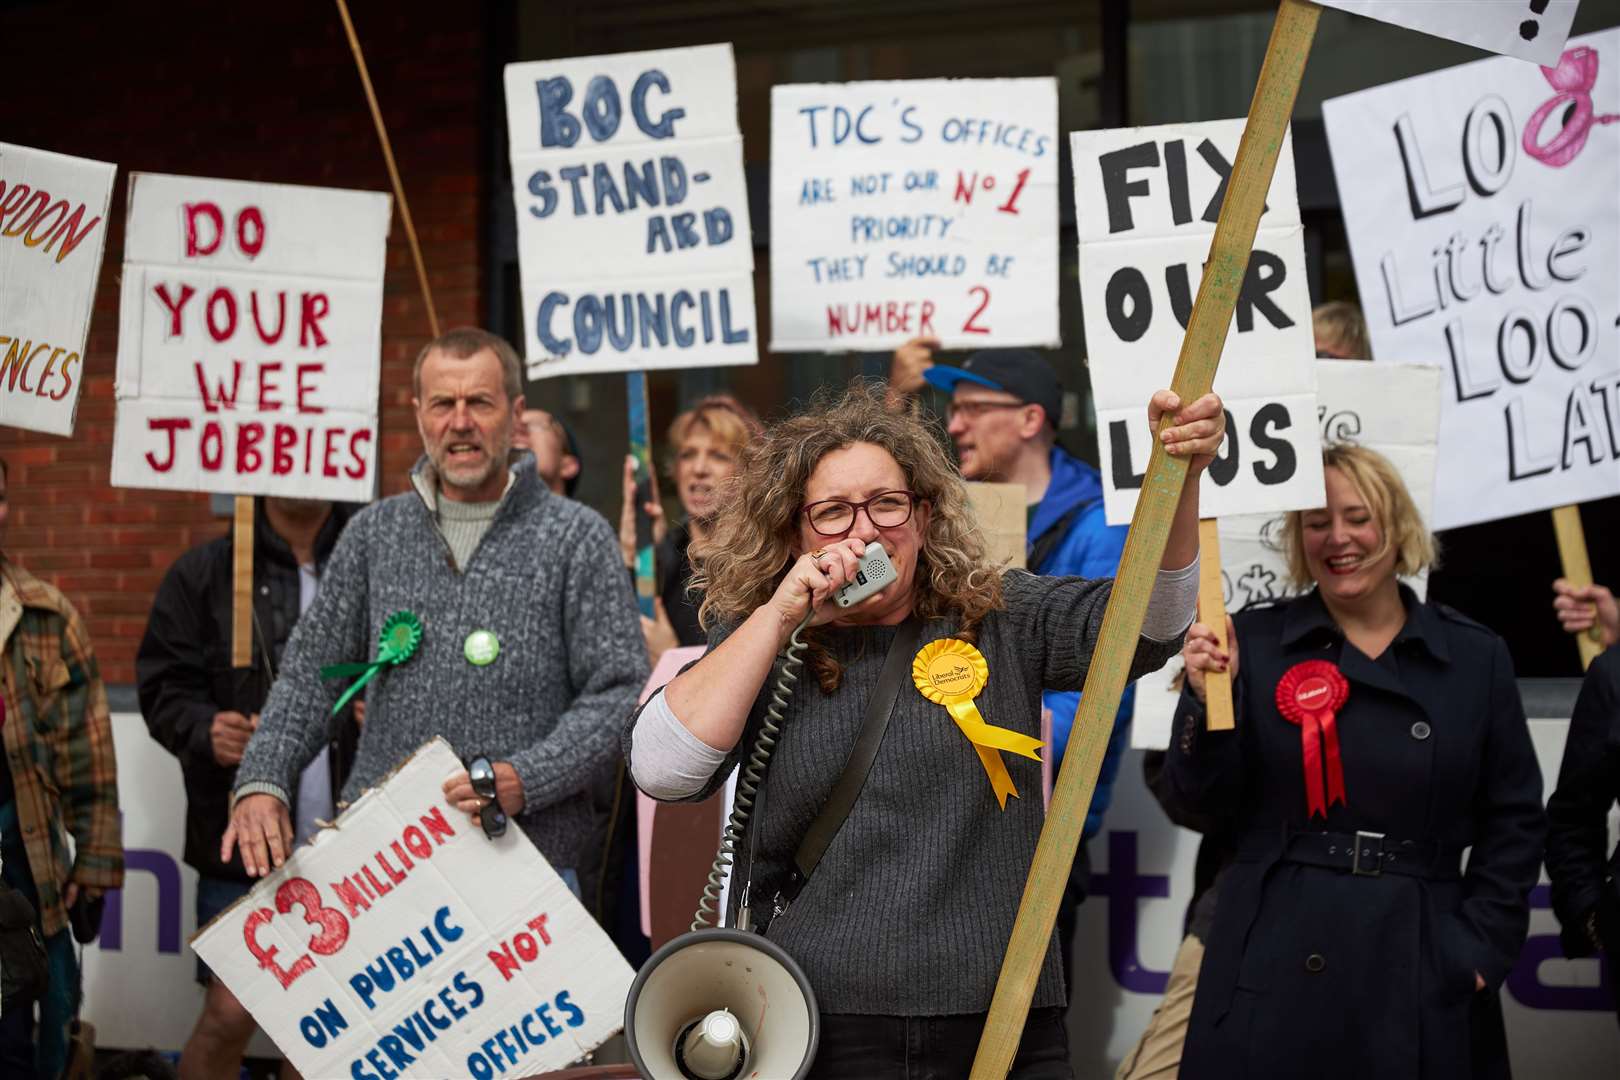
[808,1007,1072,1080]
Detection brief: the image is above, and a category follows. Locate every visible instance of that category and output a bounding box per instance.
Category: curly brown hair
[692,381,1004,692]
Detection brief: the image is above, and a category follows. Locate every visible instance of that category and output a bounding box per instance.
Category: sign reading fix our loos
[1314,1,1579,67]
[1131,361,1442,750]
[111,174,391,502]
[770,78,1059,352]
[193,739,633,1079]
[1072,119,1324,526]
[0,142,115,436]
[1324,29,1620,530]
[505,44,757,379]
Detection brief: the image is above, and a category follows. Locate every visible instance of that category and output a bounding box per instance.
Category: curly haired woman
[624,380,1224,1078]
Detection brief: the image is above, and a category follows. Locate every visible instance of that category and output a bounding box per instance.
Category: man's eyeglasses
[945,399,1026,423]
[467,756,507,839]
[801,490,918,537]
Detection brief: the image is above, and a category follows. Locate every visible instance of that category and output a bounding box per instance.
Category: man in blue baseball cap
[891,335,1144,998]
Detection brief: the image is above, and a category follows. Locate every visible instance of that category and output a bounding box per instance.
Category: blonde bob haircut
[693,381,1002,692]
[666,394,763,463]
[1280,443,1438,590]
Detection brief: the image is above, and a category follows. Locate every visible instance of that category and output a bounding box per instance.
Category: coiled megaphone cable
[691,610,814,931]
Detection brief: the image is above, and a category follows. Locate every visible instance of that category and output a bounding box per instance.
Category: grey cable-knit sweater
[623,569,1180,1015]
[236,453,649,870]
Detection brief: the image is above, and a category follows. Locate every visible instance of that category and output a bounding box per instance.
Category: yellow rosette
[912,638,1044,809]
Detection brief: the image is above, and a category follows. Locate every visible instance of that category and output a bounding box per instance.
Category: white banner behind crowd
[0,142,115,436]
[85,712,1616,1076]
[506,44,757,378]
[190,739,632,1079]
[110,173,390,502]
[770,78,1059,352]
[1314,0,1579,66]
[1132,361,1443,750]
[1072,118,1324,526]
[1324,29,1620,530]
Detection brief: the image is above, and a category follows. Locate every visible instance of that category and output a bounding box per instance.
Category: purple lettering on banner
[1504,885,1613,1011]
[1090,830,1173,994]
[99,831,182,954]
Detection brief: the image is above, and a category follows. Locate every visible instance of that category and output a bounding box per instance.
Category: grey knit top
[236,453,649,870]
[623,569,1181,1015]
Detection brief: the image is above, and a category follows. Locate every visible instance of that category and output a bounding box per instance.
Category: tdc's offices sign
[85,712,1617,1074]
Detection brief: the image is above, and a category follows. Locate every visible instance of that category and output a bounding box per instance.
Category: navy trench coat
[1166,588,1545,1079]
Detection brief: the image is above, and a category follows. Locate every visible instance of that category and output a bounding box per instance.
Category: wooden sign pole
[970,2,1321,1074]
[1551,504,1603,671]
[1197,518,1235,730]
[231,495,255,668]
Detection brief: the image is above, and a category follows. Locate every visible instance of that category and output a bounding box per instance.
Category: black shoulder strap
[775,617,924,905]
[1027,504,1084,573]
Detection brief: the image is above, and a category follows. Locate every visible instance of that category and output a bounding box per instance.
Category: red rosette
[1276,660,1350,819]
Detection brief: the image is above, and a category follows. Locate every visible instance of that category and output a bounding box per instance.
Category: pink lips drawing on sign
[1524,46,1619,168]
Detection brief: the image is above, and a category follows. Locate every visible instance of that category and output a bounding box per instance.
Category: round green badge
[464,629,500,667]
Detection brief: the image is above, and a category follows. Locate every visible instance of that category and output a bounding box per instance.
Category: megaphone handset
[691,607,814,931]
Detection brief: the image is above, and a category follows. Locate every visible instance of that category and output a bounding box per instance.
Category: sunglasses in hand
[466,755,508,839]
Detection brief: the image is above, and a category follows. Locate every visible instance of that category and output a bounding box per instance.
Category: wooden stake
[334,0,441,338]
[1198,519,1235,730]
[627,372,657,617]
[231,495,254,668]
[1551,504,1603,671]
[971,3,1321,1074]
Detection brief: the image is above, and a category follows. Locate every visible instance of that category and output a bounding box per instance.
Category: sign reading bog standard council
[110,173,391,503]
[505,43,757,378]
[1324,29,1620,530]
[770,78,1059,351]
[192,739,634,1079]
[0,142,115,436]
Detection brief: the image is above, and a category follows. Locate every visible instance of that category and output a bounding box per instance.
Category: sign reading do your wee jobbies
[111,173,391,502]
[1072,119,1324,525]
[506,44,756,378]
[1324,29,1620,530]
[770,78,1059,351]
[0,142,115,436]
[194,739,634,1079]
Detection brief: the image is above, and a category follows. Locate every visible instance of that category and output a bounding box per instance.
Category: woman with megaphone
[623,380,1222,1079]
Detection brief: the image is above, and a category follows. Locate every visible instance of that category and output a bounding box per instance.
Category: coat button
[1410,721,1432,741]
[1305,953,1326,973]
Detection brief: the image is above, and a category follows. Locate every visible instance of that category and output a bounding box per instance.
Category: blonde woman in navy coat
[1167,444,1545,1080]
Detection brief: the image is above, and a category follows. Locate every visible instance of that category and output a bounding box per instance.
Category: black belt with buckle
[1273,829,1463,881]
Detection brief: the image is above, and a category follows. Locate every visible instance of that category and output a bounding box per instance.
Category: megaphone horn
[624,928,819,1080]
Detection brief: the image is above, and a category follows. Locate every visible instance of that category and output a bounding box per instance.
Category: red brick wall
[1,1,488,684]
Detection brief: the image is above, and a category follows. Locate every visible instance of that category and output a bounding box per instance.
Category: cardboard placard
[192,739,634,1078]
[1132,361,1443,749]
[111,173,390,501]
[1324,29,1620,530]
[1315,1,1579,66]
[1071,118,1324,526]
[965,481,1029,570]
[769,78,1059,352]
[505,44,757,378]
[0,142,116,436]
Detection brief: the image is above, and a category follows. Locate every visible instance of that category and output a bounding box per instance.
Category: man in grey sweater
[225,328,647,886]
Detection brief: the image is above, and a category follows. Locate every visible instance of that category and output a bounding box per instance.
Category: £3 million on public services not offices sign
[506,44,758,379]
[192,739,634,1079]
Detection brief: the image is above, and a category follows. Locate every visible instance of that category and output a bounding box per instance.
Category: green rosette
[320,611,423,715]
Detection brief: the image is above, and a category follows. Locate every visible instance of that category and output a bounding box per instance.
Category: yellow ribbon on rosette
[912,638,1044,809]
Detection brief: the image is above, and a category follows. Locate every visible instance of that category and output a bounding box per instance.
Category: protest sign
[1072,118,1324,526]
[110,174,390,501]
[193,738,633,1079]
[0,143,115,436]
[1324,29,1620,530]
[1314,1,1579,66]
[506,44,756,378]
[1132,361,1442,749]
[770,78,1059,352]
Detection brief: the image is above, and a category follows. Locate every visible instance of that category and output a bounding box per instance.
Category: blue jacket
[1031,446,1131,838]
